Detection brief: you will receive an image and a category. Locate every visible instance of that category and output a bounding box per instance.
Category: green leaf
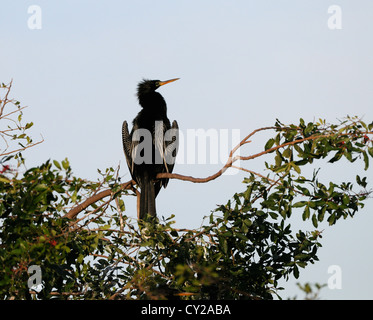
[269,211,278,219]
[296,261,307,268]
[356,175,367,188]
[291,162,301,174]
[318,206,326,222]
[293,201,307,208]
[243,218,253,227]
[71,190,78,203]
[53,160,61,170]
[34,183,48,191]
[308,201,317,209]
[297,186,310,196]
[275,133,281,146]
[329,151,343,163]
[0,177,10,183]
[220,237,228,254]
[25,122,33,129]
[265,138,275,151]
[293,265,299,279]
[77,254,84,264]
[283,147,291,159]
[118,198,125,211]
[344,148,353,162]
[312,214,318,228]
[368,147,373,158]
[295,253,309,260]
[236,232,248,241]
[273,164,287,173]
[328,213,336,225]
[243,185,253,201]
[285,129,298,141]
[275,151,282,167]
[327,201,338,210]
[62,158,70,170]
[302,206,310,220]
[304,123,314,136]
[342,194,350,205]
[363,151,369,170]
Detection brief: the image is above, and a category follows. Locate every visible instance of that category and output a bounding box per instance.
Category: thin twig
[0,136,44,157]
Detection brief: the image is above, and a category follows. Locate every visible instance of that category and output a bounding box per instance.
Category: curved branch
[65,126,373,219]
[64,180,135,220]
[0,136,44,157]
[156,131,372,183]
[65,127,280,218]
[156,126,278,183]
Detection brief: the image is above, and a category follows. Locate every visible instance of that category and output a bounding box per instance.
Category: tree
[1,81,372,299]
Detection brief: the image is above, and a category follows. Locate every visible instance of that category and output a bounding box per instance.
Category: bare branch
[0,136,44,157]
[0,80,44,158]
[231,165,278,184]
[0,79,13,117]
[65,124,373,220]
[64,180,135,219]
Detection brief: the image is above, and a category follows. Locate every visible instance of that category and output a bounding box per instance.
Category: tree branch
[0,136,44,157]
[65,125,373,220]
[64,180,135,219]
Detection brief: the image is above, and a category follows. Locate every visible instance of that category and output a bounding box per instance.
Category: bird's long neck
[138,92,167,118]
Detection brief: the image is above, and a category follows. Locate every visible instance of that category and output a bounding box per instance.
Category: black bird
[122,78,179,220]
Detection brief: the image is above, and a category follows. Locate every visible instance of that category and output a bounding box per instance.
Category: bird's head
[137,78,179,98]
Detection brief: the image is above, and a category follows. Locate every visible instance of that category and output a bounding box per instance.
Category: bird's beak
[159,78,180,86]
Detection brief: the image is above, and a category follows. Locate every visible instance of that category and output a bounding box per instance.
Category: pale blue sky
[1,1,373,299]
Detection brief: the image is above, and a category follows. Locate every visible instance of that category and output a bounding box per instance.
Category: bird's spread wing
[154,120,166,170]
[122,121,134,175]
[165,120,179,171]
[154,120,179,174]
[123,119,179,192]
[160,120,179,189]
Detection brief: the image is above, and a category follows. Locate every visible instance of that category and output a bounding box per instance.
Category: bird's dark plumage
[122,78,179,220]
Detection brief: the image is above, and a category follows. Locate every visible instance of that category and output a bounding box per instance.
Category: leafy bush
[1,81,372,299]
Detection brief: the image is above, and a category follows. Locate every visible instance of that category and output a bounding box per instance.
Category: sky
[1,1,373,299]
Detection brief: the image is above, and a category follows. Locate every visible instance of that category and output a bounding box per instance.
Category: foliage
[0,80,43,163]
[293,282,327,300]
[0,159,105,299]
[0,82,372,299]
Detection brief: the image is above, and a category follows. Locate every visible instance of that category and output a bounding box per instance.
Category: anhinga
[122,78,179,220]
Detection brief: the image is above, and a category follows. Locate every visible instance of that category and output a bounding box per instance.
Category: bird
[122,78,179,220]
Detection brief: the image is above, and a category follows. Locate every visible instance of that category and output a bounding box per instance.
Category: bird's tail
[139,171,156,220]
